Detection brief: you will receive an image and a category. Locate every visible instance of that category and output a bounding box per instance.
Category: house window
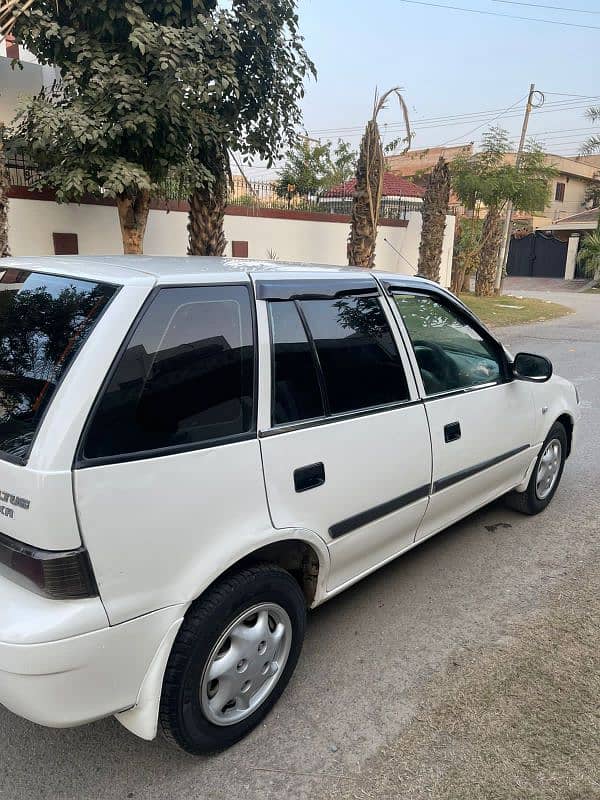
[5,34,19,60]
[555,182,566,202]
[53,233,79,255]
[232,241,248,258]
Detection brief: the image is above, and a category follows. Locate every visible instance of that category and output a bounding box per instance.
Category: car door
[255,275,433,592]
[73,283,272,624]
[387,288,537,540]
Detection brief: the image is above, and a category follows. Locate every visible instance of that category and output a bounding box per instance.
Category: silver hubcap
[200,603,292,726]
[536,438,562,500]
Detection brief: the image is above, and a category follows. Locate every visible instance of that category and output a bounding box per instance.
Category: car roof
[1,255,441,291]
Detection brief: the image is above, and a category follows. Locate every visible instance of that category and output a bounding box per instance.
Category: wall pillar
[564,233,580,280]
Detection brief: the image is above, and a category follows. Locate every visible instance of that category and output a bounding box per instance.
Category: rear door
[73,283,272,624]
[256,276,433,591]
[388,289,536,540]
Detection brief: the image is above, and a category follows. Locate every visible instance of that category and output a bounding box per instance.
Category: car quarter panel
[73,440,277,624]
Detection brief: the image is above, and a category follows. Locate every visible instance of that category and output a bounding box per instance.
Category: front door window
[393,293,502,396]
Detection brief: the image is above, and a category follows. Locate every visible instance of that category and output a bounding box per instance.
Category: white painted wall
[7,198,455,287]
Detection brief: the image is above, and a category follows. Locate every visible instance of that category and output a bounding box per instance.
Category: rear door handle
[294,462,325,493]
[444,421,461,443]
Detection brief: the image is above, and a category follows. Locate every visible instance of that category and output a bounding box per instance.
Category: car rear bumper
[0,589,184,728]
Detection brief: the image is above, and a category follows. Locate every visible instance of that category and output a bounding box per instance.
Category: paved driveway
[1,293,598,800]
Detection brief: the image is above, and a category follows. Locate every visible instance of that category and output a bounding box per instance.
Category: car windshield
[0,269,117,464]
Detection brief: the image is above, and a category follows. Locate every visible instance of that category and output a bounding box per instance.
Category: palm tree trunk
[475,207,503,296]
[348,118,383,269]
[0,127,10,258]
[417,156,450,283]
[348,87,412,269]
[188,170,228,256]
[116,190,151,255]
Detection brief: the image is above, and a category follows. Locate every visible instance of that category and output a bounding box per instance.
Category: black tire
[506,421,567,515]
[159,564,306,754]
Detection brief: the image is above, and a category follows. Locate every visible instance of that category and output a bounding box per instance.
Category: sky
[243,0,600,178]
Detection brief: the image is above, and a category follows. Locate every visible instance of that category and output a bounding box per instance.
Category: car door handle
[444,421,461,443]
[294,462,326,493]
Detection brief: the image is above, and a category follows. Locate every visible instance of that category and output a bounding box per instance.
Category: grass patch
[460,293,572,327]
[583,283,600,294]
[325,558,600,800]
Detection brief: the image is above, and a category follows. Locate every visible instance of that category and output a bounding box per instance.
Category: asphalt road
[1,292,598,800]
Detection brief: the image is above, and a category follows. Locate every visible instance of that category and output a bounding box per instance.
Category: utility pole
[495,83,537,293]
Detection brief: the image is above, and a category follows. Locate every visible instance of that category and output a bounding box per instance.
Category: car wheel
[506,421,567,516]
[159,564,306,754]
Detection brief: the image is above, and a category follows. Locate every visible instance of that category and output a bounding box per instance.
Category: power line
[306,97,600,138]
[493,0,600,15]
[439,94,530,146]
[395,0,600,30]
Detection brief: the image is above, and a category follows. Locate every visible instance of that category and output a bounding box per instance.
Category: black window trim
[384,285,512,400]
[256,277,380,302]
[259,398,424,438]
[262,291,417,436]
[74,281,258,470]
[0,270,122,468]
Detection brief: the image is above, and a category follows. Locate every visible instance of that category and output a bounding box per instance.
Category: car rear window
[0,269,117,464]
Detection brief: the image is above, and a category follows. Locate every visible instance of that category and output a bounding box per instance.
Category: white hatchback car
[0,257,577,753]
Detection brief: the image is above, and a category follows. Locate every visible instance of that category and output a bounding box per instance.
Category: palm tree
[577,230,600,280]
[188,147,230,257]
[417,156,450,282]
[0,126,10,258]
[582,107,600,160]
[582,106,600,231]
[348,87,412,269]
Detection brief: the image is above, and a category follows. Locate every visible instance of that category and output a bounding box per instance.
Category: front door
[389,290,536,540]
[255,276,433,592]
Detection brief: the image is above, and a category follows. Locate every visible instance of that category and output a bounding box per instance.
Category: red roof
[323,172,425,199]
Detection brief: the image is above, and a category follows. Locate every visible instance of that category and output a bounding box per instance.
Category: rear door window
[268,301,325,425]
[0,270,117,464]
[298,296,410,414]
[82,285,255,462]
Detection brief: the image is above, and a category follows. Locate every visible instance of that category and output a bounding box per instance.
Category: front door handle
[294,462,325,493]
[444,421,461,443]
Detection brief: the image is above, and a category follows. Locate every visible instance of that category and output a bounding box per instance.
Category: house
[321,172,424,215]
[503,152,600,229]
[387,144,473,186]
[387,144,600,228]
[387,145,472,213]
[0,38,59,126]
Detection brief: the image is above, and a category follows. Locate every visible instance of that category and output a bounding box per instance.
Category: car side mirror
[512,352,553,383]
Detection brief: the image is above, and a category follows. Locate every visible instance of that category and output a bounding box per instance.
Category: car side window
[268,301,325,425]
[83,285,255,460]
[393,293,502,396]
[268,295,411,425]
[301,295,410,414]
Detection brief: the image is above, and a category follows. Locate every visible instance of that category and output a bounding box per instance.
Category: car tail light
[0,531,98,600]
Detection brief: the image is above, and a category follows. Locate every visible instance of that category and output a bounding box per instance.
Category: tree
[577,230,600,279]
[276,140,336,197]
[186,2,315,256]
[348,87,412,269]
[450,215,483,295]
[8,2,314,256]
[584,177,600,210]
[275,138,357,198]
[9,2,220,253]
[417,156,450,282]
[0,125,9,257]
[452,128,556,296]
